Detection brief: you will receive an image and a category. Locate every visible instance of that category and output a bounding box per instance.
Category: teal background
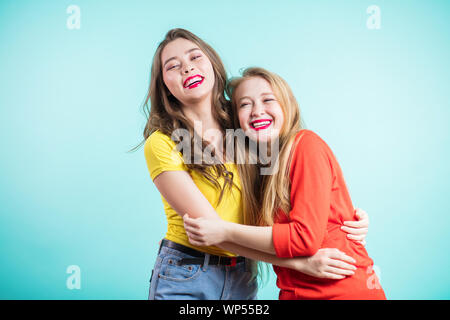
[0,0,449,299]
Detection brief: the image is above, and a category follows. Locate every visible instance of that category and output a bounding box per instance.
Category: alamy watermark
[66,5,81,30]
[170,121,280,175]
[366,5,381,30]
[66,265,81,290]
[366,264,382,289]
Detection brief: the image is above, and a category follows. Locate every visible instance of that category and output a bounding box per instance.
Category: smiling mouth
[183,75,204,89]
[250,119,272,131]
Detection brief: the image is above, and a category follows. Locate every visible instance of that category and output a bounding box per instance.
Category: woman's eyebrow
[163,47,201,67]
[238,96,251,102]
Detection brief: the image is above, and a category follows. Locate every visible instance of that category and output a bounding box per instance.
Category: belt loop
[157,239,164,254]
[227,257,237,267]
[245,258,253,272]
[202,254,210,271]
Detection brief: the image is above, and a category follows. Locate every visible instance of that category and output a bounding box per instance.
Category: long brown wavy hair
[130,28,235,204]
[227,67,304,226]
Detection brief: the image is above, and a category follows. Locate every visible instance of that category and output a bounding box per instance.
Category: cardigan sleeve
[272,131,333,258]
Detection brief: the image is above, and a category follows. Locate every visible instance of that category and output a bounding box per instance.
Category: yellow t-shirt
[144,130,243,257]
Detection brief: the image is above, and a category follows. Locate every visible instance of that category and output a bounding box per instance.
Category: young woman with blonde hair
[139,29,370,299]
[183,67,386,300]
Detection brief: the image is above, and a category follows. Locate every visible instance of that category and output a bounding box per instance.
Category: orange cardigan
[272,130,386,300]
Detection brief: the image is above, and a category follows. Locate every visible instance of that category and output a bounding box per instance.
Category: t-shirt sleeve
[144,131,188,181]
[272,131,333,258]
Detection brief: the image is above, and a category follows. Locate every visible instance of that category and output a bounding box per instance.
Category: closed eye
[167,64,180,71]
[264,98,274,103]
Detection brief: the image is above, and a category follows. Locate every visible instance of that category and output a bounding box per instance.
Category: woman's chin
[182,81,214,99]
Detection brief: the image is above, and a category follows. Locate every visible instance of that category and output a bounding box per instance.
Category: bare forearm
[217,242,304,270]
[223,221,276,255]
[154,171,221,220]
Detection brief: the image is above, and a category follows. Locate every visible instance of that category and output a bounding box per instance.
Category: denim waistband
[159,239,250,269]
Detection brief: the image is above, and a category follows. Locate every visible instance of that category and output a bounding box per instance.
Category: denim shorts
[148,240,258,300]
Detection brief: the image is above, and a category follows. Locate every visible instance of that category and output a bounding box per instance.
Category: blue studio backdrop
[0,0,449,299]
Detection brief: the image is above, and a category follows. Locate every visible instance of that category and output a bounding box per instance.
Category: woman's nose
[183,65,194,74]
[251,102,265,117]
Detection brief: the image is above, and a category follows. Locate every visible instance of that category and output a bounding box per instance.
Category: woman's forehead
[235,77,273,97]
[161,38,200,61]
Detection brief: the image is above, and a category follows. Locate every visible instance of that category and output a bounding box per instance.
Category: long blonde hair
[131,28,234,204]
[227,67,304,226]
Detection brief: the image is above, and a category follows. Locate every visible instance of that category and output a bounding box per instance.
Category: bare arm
[153,171,293,267]
[223,224,276,255]
[219,241,289,268]
[184,215,276,254]
[152,170,356,279]
[184,210,370,256]
[153,170,221,220]
[223,208,371,254]
[219,242,356,280]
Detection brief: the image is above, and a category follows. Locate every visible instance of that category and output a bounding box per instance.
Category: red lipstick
[249,119,272,131]
[183,74,204,89]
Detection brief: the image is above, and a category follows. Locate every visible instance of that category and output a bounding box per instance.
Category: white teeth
[252,121,271,128]
[186,76,202,87]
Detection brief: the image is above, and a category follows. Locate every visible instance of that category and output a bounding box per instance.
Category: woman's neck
[182,99,222,135]
[182,99,225,162]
